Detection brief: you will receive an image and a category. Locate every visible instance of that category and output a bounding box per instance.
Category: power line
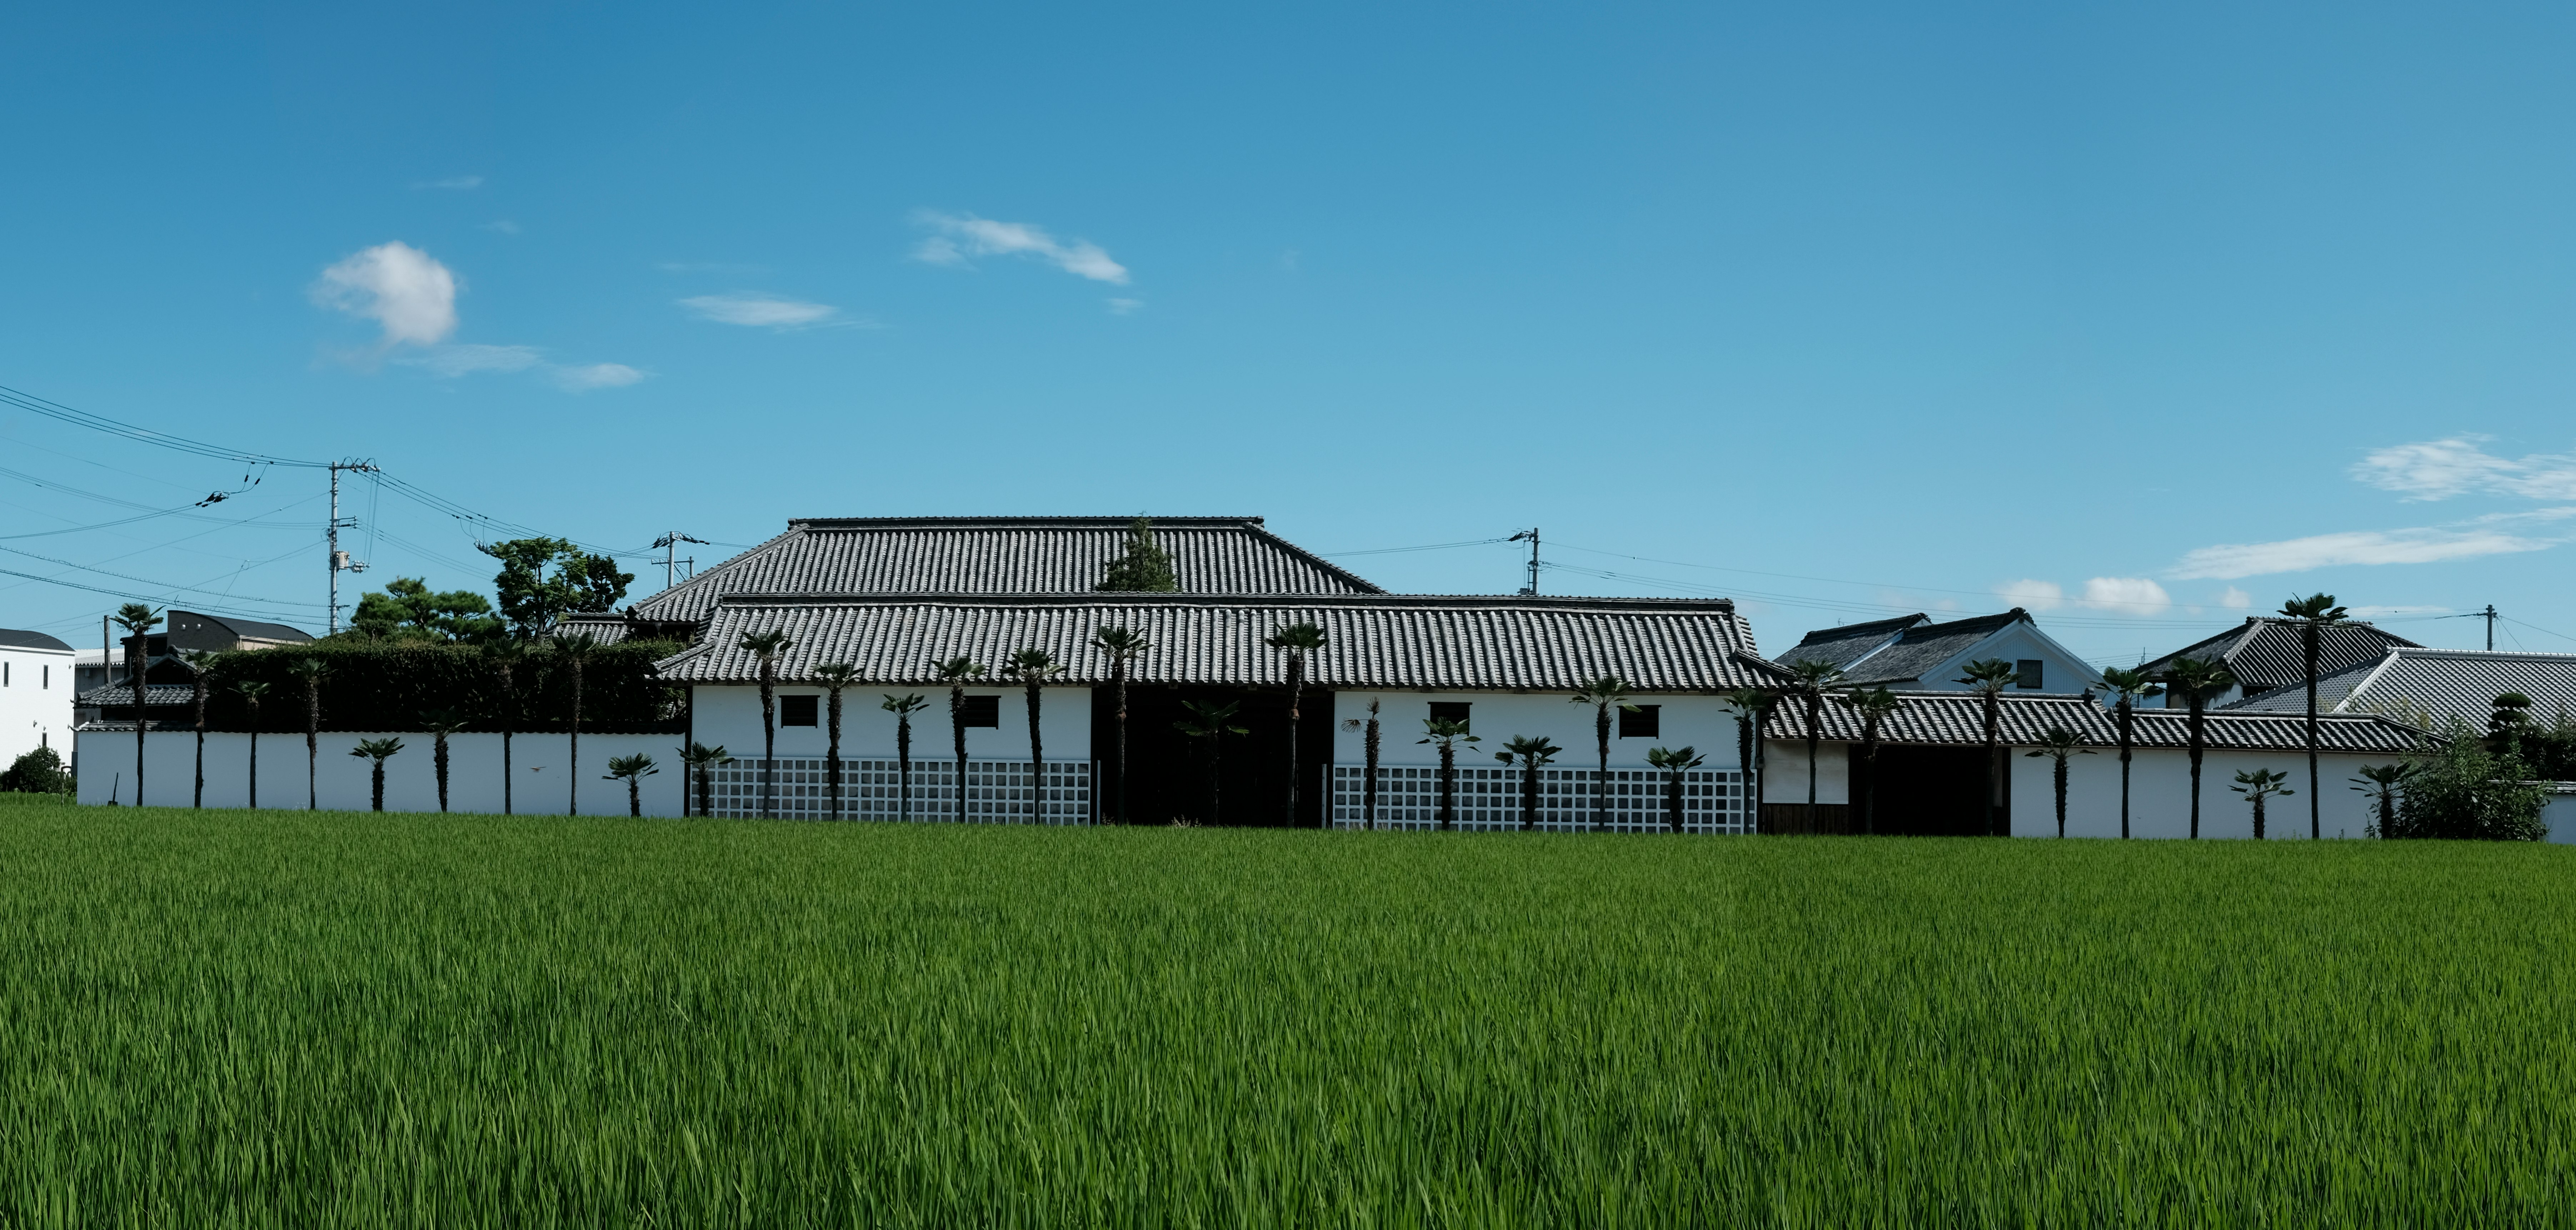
[1318,536,1515,557]
[0,383,329,468]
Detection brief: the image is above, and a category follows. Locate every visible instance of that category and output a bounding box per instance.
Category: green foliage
[348,737,406,763]
[349,577,506,643]
[1096,517,1178,592]
[2391,722,2549,841]
[191,641,687,734]
[479,537,634,639]
[0,811,2571,1221]
[605,753,659,782]
[0,745,72,795]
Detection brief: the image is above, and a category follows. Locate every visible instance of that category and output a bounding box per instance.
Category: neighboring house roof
[2137,618,2418,697]
[0,628,74,652]
[163,609,315,645]
[1784,609,2062,687]
[633,517,1383,624]
[1764,692,2433,754]
[549,612,634,646]
[655,593,1783,691]
[2223,648,2576,730]
[75,683,198,708]
[1777,614,1926,673]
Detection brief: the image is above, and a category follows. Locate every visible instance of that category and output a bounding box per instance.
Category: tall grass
[0,802,2568,1225]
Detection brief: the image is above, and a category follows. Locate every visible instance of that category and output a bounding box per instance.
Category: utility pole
[326,460,380,635]
[2483,604,2498,651]
[1508,528,1541,596]
[653,532,709,590]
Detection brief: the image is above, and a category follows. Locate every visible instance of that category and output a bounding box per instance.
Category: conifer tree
[1097,517,1179,592]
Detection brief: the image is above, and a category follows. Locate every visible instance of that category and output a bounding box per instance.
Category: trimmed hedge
[196,641,690,734]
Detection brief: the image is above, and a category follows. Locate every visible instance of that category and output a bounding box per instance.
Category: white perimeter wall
[690,684,1094,763]
[75,729,691,815]
[0,646,75,769]
[2017,747,2392,839]
[1333,692,1744,768]
[1762,738,1850,804]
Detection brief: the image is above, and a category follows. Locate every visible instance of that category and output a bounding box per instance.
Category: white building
[0,628,76,769]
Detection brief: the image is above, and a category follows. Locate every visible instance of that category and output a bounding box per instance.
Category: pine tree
[1097,517,1179,592]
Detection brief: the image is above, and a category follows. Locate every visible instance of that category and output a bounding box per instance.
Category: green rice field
[0,802,2570,1226]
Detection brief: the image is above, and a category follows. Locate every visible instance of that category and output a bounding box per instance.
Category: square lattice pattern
[1331,765,1749,833]
[704,758,1092,823]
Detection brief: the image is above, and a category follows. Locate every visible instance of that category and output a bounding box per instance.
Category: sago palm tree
[113,604,161,806]
[1264,621,1329,827]
[348,737,404,812]
[234,678,271,808]
[606,753,659,817]
[1836,686,1903,835]
[737,630,792,819]
[813,662,860,820]
[1090,626,1150,824]
[1495,734,1561,830]
[932,655,986,822]
[2280,593,2348,840]
[2231,767,2293,840]
[177,647,216,809]
[2023,726,2094,838]
[2159,655,2236,840]
[679,741,732,817]
[2097,666,2162,839]
[1956,658,2020,836]
[1340,698,1384,829]
[881,694,928,821]
[1174,698,1248,825]
[1002,648,1065,823]
[485,640,525,815]
[1568,677,1634,831]
[1417,717,1480,830]
[285,656,329,811]
[1721,687,1774,832]
[419,708,469,813]
[1644,745,1706,832]
[551,632,600,817]
[2349,763,2413,838]
[1785,659,1846,811]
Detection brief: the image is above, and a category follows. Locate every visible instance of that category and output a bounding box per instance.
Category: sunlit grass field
[0,802,2569,1226]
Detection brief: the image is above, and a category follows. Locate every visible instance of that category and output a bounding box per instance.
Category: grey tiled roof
[1831,610,2030,686]
[548,613,633,646]
[1766,691,2432,754]
[655,594,1781,691]
[1780,615,1925,672]
[634,517,1383,624]
[2139,618,2418,695]
[76,683,197,708]
[2223,648,2576,730]
[0,628,74,652]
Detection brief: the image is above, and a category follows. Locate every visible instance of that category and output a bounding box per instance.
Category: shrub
[2389,721,2548,841]
[0,746,74,795]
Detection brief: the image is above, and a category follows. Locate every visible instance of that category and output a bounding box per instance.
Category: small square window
[781,695,819,726]
[1619,704,1661,738]
[1427,701,1471,731]
[2016,659,2044,690]
[960,695,1001,728]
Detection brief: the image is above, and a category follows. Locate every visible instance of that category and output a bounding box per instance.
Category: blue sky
[6,2,2576,664]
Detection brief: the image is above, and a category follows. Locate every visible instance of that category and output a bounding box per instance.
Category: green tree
[2024,726,2095,838]
[285,657,328,811]
[1495,734,1561,830]
[1,746,73,795]
[605,753,658,817]
[1265,622,1328,827]
[1174,698,1248,824]
[351,577,507,643]
[2279,593,2348,840]
[113,603,161,807]
[1090,627,1149,823]
[2388,722,2547,840]
[1002,648,1065,823]
[1644,745,1706,832]
[881,694,929,821]
[485,641,526,815]
[2349,763,2414,837]
[933,656,987,822]
[1097,517,1178,592]
[1785,659,1846,811]
[2158,655,2237,840]
[1568,677,1635,831]
[1340,698,1384,829]
[419,708,468,813]
[814,662,860,820]
[2488,692,2535,758]
[551,632,600,816]
[347,737,404,812]
[2231,767,2294,840]
[1722,687,1775,832]
[679,741,731,818]
[177,647,217,808]
[738,630,793,818]
[233,679,270,808]
[1956,658,2021,836]
[1836,687,1903,835]
[480,537,633,639]
[1417,717,1481,830]
[2098,666,2163,839]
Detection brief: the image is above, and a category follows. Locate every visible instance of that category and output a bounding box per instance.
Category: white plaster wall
[690,684,1094,763]
[75,729,690,815]
[2011,747,2390,839]
[0,647,75,770]
[2542,792,2576,845]
[1903,624,2100,695]
[1330,691,1743,768]
[1761,738,1850,804]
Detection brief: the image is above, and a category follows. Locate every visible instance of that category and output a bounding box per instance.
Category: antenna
[1507,528,1540,596]
[653,532,709,590]
[327,460,380,636]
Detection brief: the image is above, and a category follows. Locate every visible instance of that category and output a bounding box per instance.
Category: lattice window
[705,758,1092,824]
[1327,765,1751,835]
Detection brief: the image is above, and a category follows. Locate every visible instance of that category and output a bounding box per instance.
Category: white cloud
[680,293,842,330]
[2220,586,2252,609]
[553,363,647,391]
[1994,579,2064,611]
[2352,436,2576,501]
[2077,577,2172,614]
[483,220,520,235]
[401,344,543,376]
[912,212,1130,284]
[1106,298,1143,315]
[2170,522,2562,579]
[418,175,484,190]
[310,241,459,347]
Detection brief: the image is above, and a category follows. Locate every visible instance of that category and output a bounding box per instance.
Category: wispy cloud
[2353,436,2576,501]
[912,212,1130,284]
[680,293,846,330]
[2220,586,2252,609]
[1992,576,2173,615]
[400,344,542,376]
[311,241,459,347]
[2169,516,2571,580]
[1105,298,1143,315]
[483,220,520,235]
[417,175,484,191]
[1994,579,2063,611]
[554,363,647,392]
